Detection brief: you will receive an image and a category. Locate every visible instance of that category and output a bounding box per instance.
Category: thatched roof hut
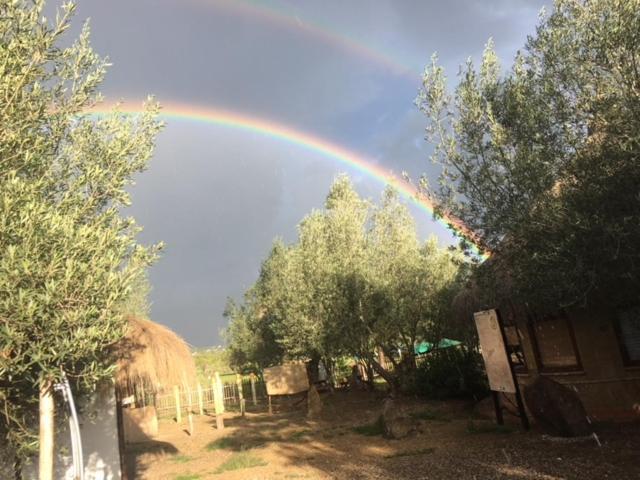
[115,317,197,395]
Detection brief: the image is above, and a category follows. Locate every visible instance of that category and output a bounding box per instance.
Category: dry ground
[125,390,640,480]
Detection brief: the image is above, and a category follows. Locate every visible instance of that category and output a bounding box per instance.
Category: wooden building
[455,287,640,421]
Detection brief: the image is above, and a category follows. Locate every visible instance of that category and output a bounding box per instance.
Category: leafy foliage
[0,1,161,458]
[414,348,488,400]
[416,0,640,310]
[225,175,469,390]
[119,269,153,319]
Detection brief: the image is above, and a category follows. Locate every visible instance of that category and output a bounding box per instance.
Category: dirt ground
[125,390,640,480]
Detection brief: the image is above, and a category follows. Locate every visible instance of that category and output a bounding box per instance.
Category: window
[529,311,581,373]
[616,307,640,367]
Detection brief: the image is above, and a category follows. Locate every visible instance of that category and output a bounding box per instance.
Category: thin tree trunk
[367,355,398,394]
[39,379,54,480]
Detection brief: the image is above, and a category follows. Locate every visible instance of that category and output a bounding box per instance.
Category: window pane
[532,315,579,369]
[504,325,527,371]
[618,307,640,363]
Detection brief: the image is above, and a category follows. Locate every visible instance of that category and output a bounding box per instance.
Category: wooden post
[214,372,225,414]
[492,391,504,425]
[495,309,530,431]
[210,377,216,411]
[39,380,54,480]
[236,374,244,405]
[268,395,273,415]
[187,387,194,435]
[214,372,225,430]
[197,383,204,415]
[173,385,182,423]
[250,373,257,406]
[188,413,194,436]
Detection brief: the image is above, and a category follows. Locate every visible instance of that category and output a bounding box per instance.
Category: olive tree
[0,1,161,463]
[416,0,640,310]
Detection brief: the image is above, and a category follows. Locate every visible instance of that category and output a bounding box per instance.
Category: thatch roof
[115,317,197,394]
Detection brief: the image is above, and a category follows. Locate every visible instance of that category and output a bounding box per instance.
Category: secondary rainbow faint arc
[90,101,487,257]
[190,0,421,81]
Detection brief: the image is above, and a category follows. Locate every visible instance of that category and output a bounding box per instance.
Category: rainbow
[189,0,421,82]
[90,101,487,257]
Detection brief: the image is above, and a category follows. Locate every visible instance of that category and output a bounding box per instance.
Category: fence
[143,373,267,420]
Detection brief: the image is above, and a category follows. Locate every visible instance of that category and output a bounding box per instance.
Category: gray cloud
[56,0,552,346]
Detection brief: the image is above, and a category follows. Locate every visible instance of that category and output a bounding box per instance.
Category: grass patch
[352,416,385,436]
[171,455,194,464]
[205,436,267,451]
[213,451,267,474]
[466,419,513,434]
[174,474,201,480]
[384,447,435,459]
[409,410,450,422]
[284,430,310,441]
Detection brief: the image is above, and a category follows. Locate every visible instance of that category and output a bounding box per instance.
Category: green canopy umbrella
[414,338,462,355]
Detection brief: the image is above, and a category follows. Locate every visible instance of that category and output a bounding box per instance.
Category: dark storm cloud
[62,0,548,345]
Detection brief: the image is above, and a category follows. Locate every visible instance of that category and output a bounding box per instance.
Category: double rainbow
[90,101,487,257]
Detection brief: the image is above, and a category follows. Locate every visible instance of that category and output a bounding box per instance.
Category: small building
[454,288,640,421]
[25,317,197,480]
[115,316,197,444]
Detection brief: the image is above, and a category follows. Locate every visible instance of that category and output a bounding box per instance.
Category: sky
[66,0,548,347]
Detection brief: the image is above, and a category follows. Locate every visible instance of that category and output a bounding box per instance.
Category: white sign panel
[263,363,309,396]
[474,309,516,393]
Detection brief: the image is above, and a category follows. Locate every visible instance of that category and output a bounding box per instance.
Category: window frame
[613,307,640,368]
[527,310,583,374]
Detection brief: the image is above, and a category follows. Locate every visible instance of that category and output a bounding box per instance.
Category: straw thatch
[115,316,197,394]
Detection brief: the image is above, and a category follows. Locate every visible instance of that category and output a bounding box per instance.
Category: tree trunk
[367,355,398,394]
[307,356,320,385]
[39,380,54,480]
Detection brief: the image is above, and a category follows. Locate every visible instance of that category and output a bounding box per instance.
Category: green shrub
[414,348,489,400]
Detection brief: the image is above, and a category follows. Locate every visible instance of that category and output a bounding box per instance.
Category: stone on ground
[382,397,415,439]
[523,376,591,437]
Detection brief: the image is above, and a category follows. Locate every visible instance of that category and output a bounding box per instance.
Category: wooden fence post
[39,380,54,480]
[197,383,204,415]
[250,373,257,406]
[210,376,217,411]
[187,387,194,436]
[173,385,182,423]
[236,374,245,416]
[214,372,225,430]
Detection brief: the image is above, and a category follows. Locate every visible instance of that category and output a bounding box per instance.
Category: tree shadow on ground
[124,440,178,479]
[209,390,640,480]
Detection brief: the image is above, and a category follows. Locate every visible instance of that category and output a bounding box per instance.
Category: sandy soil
[124,390,640,480]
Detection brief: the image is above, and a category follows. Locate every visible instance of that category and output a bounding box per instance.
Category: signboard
[474,309,516,394]
[263,363,309,396]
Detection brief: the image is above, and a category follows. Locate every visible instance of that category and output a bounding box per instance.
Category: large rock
[523,376,591,437]
[382,397,415,439]
[307,385,322,419]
